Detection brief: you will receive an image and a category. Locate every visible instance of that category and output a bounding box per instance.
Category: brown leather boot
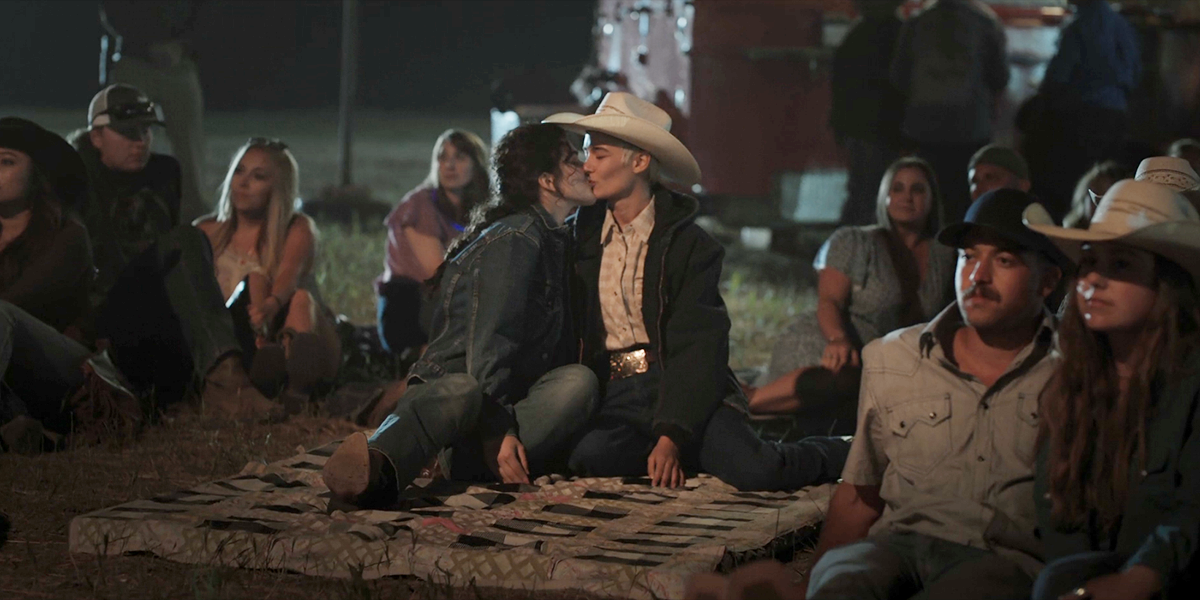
[202,355,286,423]
[322,432,399,510]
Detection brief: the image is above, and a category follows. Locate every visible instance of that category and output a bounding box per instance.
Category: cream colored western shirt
[842,304,1059,576]
[599,200,655,351]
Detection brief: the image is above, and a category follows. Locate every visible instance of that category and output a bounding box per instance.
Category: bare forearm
[812,483,882,564]
[816,299,849,342]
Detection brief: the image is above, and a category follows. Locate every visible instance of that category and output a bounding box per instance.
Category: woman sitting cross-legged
[1024,180,1200,600]
[195,138,341,412]
[375,129,489,355]
[323,123,599,509]
[746,156,956,435]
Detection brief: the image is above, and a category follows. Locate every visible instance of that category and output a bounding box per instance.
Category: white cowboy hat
[543,92,702,187]
[1134,156,1200,192]
[1023,179,1200,283]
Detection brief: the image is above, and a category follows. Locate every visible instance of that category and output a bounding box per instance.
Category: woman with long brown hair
[1024,179,1200,600]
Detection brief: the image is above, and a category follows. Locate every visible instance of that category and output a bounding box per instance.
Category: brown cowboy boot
[322,432,399,510]
[201,355,286,423]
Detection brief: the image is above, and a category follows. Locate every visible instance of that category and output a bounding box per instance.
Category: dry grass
[0,107,825,598]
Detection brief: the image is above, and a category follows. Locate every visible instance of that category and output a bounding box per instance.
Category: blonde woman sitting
[195,138,340,410]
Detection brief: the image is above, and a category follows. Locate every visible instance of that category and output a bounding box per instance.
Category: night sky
[1,0,596,112]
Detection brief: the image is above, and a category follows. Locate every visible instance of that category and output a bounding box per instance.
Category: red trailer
[497,0,1200,228]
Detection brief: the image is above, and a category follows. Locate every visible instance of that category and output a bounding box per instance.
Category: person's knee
[288,288,314,315]
[551,365,599,418]
[807,540,903,599]
[413,374,482,428]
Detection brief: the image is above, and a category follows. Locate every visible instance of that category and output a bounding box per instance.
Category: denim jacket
[408,204,574,439]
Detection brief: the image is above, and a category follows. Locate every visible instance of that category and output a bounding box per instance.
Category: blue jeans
[807,532,1033,600]
[568,365,851,490]
[368,364,598,491]
[0,301,90,430]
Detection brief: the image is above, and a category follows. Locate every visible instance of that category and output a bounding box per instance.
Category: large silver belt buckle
[609,348,650,380]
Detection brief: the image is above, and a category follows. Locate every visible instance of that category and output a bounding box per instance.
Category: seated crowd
[2,81,1200,600]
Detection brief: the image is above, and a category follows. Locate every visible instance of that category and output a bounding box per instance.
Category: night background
[1,0,597,112]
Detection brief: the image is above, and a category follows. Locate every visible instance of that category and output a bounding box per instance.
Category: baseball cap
[968,144,1030,181]
[87,84,165,140]
[937,188,1071,270]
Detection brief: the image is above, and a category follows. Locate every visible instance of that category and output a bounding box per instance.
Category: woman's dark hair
[428,124,574,287]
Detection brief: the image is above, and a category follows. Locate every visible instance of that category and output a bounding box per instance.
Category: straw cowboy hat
[1134,156,1199,192]
[1023,179,1200,283]
[543,92,702,187]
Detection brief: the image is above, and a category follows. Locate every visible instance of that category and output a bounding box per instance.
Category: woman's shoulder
[386,186,443,228]
[192,214,219,234]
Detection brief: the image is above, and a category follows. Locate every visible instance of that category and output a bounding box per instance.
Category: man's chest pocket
[888,395,953,478]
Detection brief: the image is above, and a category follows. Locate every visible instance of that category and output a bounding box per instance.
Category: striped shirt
[599,200,655,350]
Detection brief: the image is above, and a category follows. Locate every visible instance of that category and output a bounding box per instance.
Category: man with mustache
[797,188,1072,600]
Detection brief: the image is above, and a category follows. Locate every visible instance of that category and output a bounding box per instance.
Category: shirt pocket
[1014,392,1040,465]
[887,395,953,479]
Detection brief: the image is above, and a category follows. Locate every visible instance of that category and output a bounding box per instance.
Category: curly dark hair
[429,123,574,287]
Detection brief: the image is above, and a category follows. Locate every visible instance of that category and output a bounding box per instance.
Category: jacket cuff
[478,399,517,441]
[1122,529,1175,591]
[652,422,692,448]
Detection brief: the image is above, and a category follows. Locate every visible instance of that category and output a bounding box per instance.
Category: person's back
[891,0,1008,145]
[1042,0,1141,113]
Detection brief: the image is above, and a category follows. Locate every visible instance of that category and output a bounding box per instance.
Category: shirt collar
[919,302,1056,366]
[531,202,571,232]
[602,196,656,242]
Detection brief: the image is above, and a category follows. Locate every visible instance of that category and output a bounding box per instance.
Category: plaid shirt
[598,200,655,351]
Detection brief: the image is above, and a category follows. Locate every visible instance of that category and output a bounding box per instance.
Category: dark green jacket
[573,187,744,449]
[1034,353,1200,597]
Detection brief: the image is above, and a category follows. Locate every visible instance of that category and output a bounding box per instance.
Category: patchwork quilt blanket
[70,437,833,599]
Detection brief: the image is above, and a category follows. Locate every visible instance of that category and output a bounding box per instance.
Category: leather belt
[609,347,655,380]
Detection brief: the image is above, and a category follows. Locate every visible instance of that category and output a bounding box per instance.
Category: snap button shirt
[841,304,1059,571]
[599,200,655,351]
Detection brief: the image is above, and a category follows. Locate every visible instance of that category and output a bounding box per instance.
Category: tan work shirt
[842,304,1059,575]
[599,200,655,351]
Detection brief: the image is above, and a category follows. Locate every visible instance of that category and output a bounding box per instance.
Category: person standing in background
[1032,0,1141,221]
[890,0,1009,228]
[100,0,208,222]
[831,0,905,227]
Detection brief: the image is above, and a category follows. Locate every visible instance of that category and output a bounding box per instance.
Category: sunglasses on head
[247,137,289,151]
[101,101,162,122]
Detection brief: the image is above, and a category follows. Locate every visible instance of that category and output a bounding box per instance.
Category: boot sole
[322,432,371,502]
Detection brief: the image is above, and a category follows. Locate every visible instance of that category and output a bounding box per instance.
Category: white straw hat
[1134,156,1200,192]
[543,92,701,187]
[1023,179,1200,283]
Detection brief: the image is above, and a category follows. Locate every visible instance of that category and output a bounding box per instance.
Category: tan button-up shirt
[842,304,1059,575]
[599,200,655,351]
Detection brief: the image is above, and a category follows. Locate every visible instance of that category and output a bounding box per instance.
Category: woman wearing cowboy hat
[1024,180,1200,600]
[0,117,93,333]
[0,117,141,454]
[546,93,849,490]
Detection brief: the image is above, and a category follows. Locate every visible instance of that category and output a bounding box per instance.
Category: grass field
[0,108,820,599]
